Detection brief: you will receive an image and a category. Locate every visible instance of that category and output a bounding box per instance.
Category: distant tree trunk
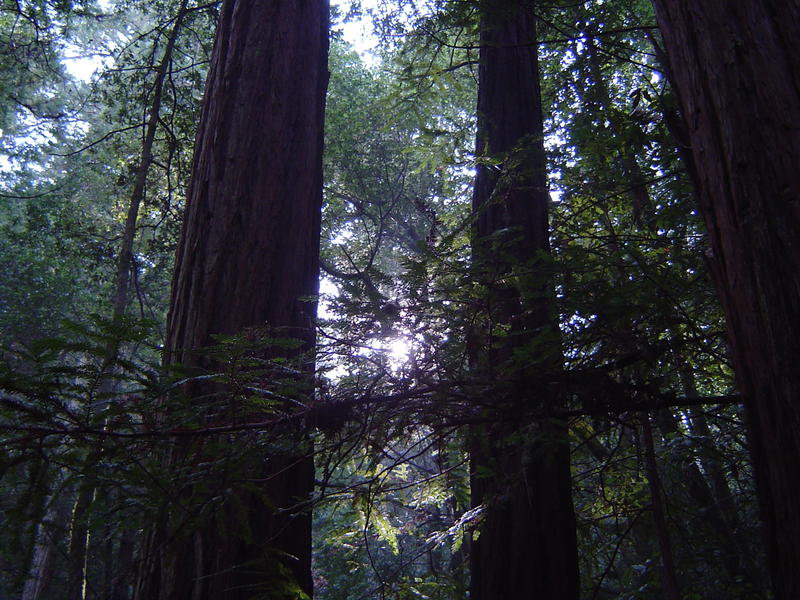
[66,483,94,600]
[111,529,135,600]
[134,2,329,599]
[109,0,190,327]
[21,496,70,600]
[652,2,800,598]
[672,364,763,591]
[65,6,191,598]
[468,2,580,598]
[641,416,681,600]
[655,408,755,592]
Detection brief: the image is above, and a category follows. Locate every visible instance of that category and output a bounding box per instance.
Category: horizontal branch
[49,122,145,157]
[0,387,741,442]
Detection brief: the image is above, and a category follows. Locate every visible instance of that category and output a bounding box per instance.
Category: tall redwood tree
[652,2,800,597]
[135,1,329,598]
[469,1,580,598]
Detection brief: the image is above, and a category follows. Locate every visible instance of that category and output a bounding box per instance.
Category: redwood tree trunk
[135,2,329,598]
[652,2,800,598]
[469,2,580,598]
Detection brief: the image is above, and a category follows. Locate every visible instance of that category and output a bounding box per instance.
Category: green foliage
[0,1,772,599]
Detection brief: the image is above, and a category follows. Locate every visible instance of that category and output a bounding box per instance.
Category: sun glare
[385,336,411,366]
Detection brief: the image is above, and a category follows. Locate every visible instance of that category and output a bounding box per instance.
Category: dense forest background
[0,0,797,599]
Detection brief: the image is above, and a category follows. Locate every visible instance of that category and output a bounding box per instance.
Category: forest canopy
[1,0,798,599]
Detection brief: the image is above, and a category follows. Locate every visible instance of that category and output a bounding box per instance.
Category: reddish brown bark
[469,2,580,598]
[652,2,800,597]
[135,1,328,598]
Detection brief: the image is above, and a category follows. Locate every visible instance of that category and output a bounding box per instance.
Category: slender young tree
[651,2,800,597]
[134,1,329,598]
[469,1,580,598]
[64,6,192,599]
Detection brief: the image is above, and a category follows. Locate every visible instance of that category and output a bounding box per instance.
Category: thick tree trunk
[469,2,580,599]
[651,2,800,598]
[134,2,328,599]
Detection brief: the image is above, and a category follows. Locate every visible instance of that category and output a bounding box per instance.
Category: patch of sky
[331,0,381,66]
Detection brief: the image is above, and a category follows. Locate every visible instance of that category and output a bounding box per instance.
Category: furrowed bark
[134,2,329,598]
[652,2,800,596]
[469,2,580,598]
